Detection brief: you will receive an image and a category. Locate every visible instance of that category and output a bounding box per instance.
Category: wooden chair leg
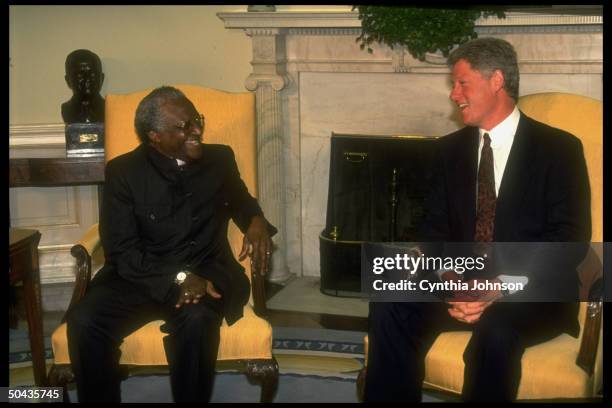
[356,366,367,402]
[48,360,280,402]
[245,358,279,403]
[119,365,130,381]
[48,364,74,403]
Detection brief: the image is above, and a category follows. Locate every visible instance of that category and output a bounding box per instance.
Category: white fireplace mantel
[218,10,602,280]
[218,10,602,30]
[218,11,361,29]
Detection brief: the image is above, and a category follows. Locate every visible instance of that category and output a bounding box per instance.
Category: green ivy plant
[354,6,506,62]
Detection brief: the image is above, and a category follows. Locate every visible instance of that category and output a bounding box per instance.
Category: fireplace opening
[320,133,440,297]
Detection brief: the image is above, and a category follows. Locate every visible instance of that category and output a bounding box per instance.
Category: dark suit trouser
[66,277,223,403]
[364,302,568,402]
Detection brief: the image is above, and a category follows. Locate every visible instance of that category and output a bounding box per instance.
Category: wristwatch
[174,271,190,285]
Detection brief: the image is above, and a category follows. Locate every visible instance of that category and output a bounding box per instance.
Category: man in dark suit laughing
[365,38,591,402]
[66,86,276,402]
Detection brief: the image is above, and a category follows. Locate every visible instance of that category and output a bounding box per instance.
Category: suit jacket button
[149,214,156,220]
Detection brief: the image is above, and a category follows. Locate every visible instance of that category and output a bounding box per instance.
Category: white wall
[9,5,253,125]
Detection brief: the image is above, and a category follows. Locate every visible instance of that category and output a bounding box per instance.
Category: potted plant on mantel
[354,6,506,63]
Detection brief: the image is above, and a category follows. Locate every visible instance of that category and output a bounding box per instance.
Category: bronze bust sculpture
[62,49,105,124]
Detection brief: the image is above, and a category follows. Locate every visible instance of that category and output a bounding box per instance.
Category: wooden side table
[9,156,105,209]
[9,157,105,387]
[9,228,46,386]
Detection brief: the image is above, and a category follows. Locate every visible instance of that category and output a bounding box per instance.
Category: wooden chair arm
[250,260,268,318]
[61,224,100,323]
[75,223,102,255]
[576,301,603,375]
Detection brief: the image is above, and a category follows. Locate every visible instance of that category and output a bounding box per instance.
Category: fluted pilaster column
[245,29,291,283]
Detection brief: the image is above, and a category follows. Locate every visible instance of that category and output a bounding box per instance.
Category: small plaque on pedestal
[65,122,105,157]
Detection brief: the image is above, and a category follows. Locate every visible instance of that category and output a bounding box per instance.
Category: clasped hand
[175,274,222,309]
[238,215,273,276]
[441,271,502,324]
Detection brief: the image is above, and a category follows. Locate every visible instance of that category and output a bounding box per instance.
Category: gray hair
[447,37,519,101]
[134,86,187,144]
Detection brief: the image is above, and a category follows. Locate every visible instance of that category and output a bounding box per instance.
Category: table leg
[22,235,47,386]
[97,184,104,219]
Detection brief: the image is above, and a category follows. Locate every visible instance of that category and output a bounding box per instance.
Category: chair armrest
[575,301,603,375]
[61,224,100,322]
[76,223,102,255]
[250,259,268,318]
[228,221,269,318]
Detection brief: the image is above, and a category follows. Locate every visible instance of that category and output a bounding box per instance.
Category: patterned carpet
[9,326,369,402]
[10,324,453,402]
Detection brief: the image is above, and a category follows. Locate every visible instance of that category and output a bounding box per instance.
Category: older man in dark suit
[365,38,591,402]
[66,86,276,402]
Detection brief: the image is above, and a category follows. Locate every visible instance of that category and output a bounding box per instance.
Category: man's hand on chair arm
[239,215,273,276]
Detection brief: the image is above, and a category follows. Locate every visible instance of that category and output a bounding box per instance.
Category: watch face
[177,272,187,282]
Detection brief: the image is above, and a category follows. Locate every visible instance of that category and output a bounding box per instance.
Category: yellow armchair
[357,92,603,400]
[48,85,278,402]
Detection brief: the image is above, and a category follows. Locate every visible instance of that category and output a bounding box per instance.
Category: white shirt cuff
[497,274,529,295]
[435,268,455,280]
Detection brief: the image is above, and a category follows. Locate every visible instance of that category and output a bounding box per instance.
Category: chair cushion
[422,331,590,399]
[52,305,272,365]
[363,329,591,399]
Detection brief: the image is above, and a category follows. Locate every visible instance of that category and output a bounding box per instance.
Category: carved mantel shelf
[218,12,361,29]
[218,11,602,32]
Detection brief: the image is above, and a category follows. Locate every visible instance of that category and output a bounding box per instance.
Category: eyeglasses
[174,113,205,134]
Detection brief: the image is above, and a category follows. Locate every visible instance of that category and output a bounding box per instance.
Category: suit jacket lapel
[495,112,534,239]
[453,128,479,240]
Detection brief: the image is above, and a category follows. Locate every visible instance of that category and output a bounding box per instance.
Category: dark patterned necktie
[474,133,496,242]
